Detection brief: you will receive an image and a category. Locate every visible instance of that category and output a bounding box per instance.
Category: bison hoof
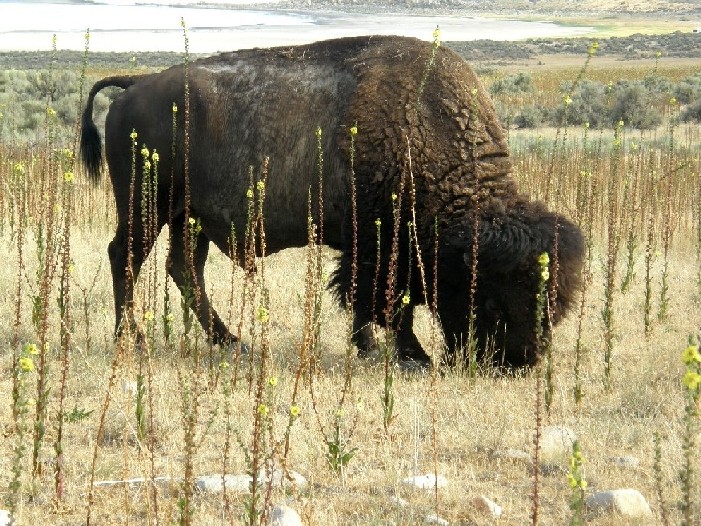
[397,357,432,374]
[226,340,250,358]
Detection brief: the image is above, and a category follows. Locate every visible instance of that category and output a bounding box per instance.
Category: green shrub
[490,72,534,95]
[610,80,663,129]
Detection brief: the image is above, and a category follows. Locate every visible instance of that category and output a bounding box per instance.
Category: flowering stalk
[567,441,587,526]
[680,340,700,526]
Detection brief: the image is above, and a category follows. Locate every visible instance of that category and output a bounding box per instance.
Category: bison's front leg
[350,303,431,368]
[394,306,432,367]
[168,213,237,346]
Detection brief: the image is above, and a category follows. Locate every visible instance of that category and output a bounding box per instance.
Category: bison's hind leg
[167,213,238,347]
[332,250,432,369]
[108,220,152,339]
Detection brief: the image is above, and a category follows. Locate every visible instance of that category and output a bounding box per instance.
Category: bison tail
[80,75,138,184]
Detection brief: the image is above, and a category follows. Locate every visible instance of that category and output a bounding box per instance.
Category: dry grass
[1,175,699,524]
[1,50,700,526]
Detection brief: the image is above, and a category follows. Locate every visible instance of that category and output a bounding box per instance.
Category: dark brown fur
[80,35,584,369]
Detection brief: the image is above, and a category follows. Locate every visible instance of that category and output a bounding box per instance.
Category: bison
[80,35,584,370]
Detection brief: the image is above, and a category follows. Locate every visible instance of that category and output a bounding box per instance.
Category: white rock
[194,474,252,493]
[493,448,533,465]
[389,496,409,508]
[402,474,448,490]
[424,513,449,525]
[0,510,13,526]
[257,468,307,490]
[269,504,303,526]
[93,476,174,489]
[539,426,577,460]
[121,380,138,396]
[472,496,503,517]
[608,455,641,468]
[585,489,652,518]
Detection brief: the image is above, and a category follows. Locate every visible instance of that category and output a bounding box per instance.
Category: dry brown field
[1,32,700,526]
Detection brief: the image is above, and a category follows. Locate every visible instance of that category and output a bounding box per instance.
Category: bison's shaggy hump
[80,35,584,371]
[343,37,515,224]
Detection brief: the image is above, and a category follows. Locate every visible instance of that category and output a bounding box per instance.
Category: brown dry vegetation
[1,44,700,526]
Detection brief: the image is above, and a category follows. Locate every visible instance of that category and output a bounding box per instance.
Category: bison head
[438,200,585,370]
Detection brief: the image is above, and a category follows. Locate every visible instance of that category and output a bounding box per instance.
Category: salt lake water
[0,0,593,53]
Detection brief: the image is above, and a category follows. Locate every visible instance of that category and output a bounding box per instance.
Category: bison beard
[80,35,584,370]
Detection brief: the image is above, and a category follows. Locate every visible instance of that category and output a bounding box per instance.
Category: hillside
[271,0,701,16]
[0,31,698,71]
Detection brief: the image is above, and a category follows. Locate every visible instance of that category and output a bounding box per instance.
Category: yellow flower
[256,180,265,192]
[152,151,159,163]
[172,103,178,113]
[64,171,74,183]
[391,193,397,202]
[219,361,230,371]
[588,41,599,56]
[130,130,138,140]
[432,25,441,47]
[349,125,358,136]
[257,403,269,416]
[19,357,34,372]
[268,376,278,387]
[47,107,56,118]
[188,217,196,226]
[541,268,550,282]
[402,294,410,305]
[564,95,572,106]
[315,127,322,139]
[246,188,254,199]
[682,370,701,391]
[538,252,550,266]
[257,306,269,324]
[682,344,701,365]
[375,218,381,227]
[290,405,301,418]
[141,146,149,158]
[144,310,155,322]
[25,343,39,355]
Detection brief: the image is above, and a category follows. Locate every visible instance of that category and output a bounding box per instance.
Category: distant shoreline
[1,31,699,71]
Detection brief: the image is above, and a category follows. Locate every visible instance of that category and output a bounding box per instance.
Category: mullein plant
[573,129,596,405]
[309,126,360,481]
[658,98,680,323]
[33,54,65,490]
[653,431,671,526]
[602,119,625,390]
[530,252,550,526]
[567,441,587,526]
[7,343,39,515]
[679,340,700,526]
[54,147,76,504]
